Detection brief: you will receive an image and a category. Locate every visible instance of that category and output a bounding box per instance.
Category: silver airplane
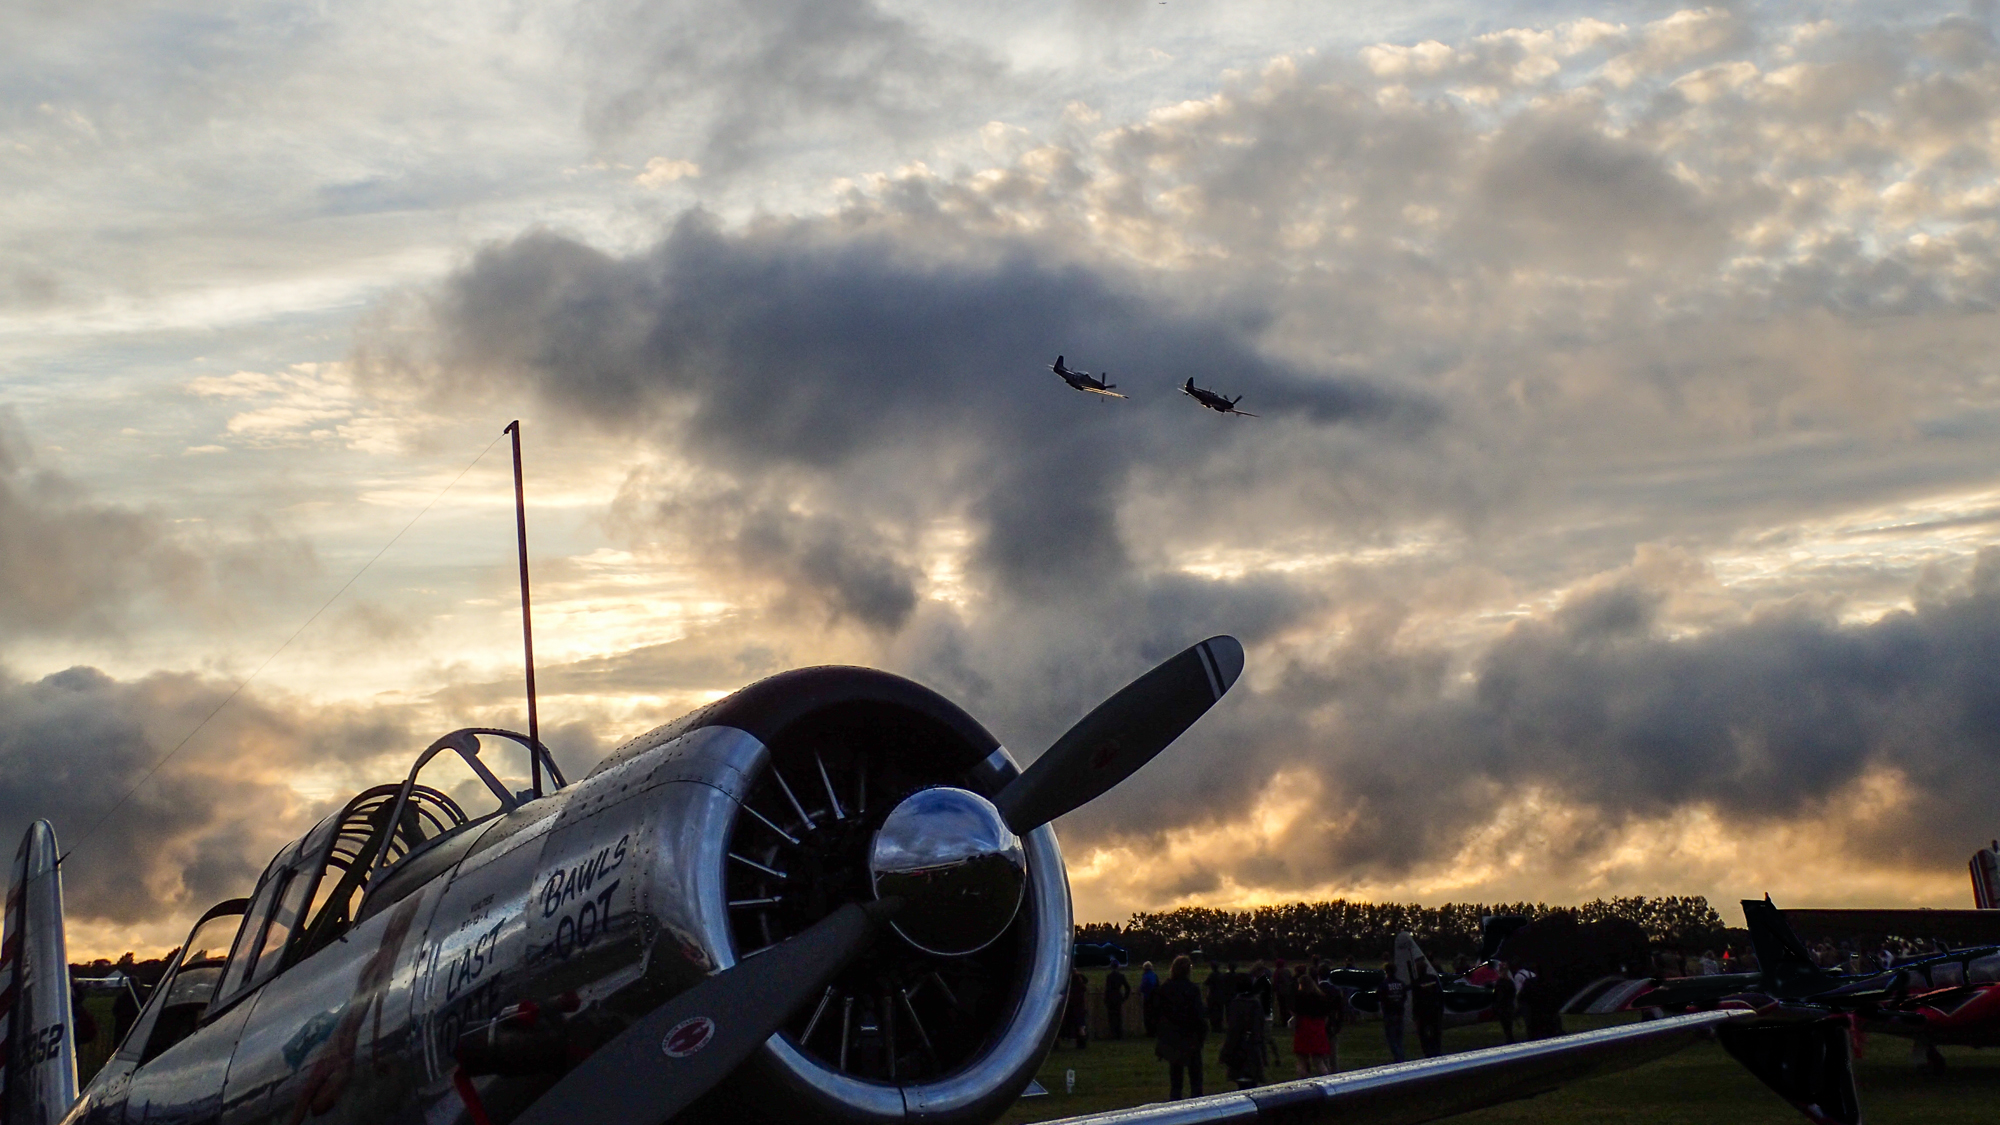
[0,637,1859,1125]
[1181,378,1256,417]
[1049,356,1127,398]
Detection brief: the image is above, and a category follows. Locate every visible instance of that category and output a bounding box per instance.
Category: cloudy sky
[9,0,2000,958]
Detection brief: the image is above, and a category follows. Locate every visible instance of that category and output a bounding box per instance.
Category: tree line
[1077,895,1731,963]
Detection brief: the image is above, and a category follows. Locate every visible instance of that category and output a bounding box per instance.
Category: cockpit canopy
[114,728,564,1060]
[212,781,470,1009]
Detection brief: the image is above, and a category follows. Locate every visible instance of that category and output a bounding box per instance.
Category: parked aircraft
[1734,897,2000,1072]
[1337,934,1495,1030]
[1181,378,1256,417]
[1771,840,2000,948]
[1571,844,2000,1039]
[1048,356,1127,398]
[0,637,1862,1125]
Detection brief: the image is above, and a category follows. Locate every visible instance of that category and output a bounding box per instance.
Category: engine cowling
[591,667,1071,1125]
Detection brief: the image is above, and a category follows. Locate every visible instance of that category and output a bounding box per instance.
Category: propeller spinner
[869,787,1026,957]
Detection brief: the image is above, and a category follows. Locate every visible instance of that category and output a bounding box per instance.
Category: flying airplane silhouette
[1182,377,1256,416]
[1049,355,1127,398]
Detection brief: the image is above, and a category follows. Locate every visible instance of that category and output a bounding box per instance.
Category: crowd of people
[1649,947,1751,977]
[1058,952,1565,1099]
[1052,932,1967,1102]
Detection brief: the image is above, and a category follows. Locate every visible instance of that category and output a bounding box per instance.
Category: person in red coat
[1289,971,1335,1076]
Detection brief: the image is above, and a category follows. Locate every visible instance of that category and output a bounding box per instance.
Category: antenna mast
[504,420,542,797]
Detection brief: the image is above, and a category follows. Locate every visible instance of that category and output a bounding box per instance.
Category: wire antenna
[64,430,509,863]
[505,421,542,798]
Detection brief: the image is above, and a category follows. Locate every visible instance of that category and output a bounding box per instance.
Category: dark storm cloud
[645,486,922,631]
[1469,566,2000,848]
[0,665,411,928]
[1149,553,2000,887]
[406,214,1417,613]
[582,0,1004,177]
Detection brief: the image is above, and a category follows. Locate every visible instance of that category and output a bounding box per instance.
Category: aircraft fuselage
[65,668,1070,1125]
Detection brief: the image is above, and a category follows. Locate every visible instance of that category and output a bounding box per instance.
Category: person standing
[1521,967,1562,1039]
[1412,964,1445,1058]
[1289,973,1334,1077]
[1140,960,1160,1036]
[1221,977,1268,1090]
[1511,965,1538,1039]
[1154,956,1208,1100]
[1273,959,1296,1034]
[1205,962,1229,1033]
[1324,974,1348,1072]
[1491,961,1518,1044]
[1063,966,1089,1049]
[1250,962,1274,1034]
[1104,962,1132,1040]
[1378,963,1409,1063]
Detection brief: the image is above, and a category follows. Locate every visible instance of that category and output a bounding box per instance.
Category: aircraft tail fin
[0,821,77,1125]
[1973,840,1999,908]
[1743,897,1839,995]
[1717,1017,1862,1125]
[1480,913,1532,961]
[1055,355,1064,369]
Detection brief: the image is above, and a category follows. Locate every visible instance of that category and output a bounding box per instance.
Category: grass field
[76,994,118,1085]
[71,980,1998,1122]
[1001,973,2000,1125]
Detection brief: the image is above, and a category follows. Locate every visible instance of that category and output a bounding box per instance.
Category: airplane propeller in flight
[512,635,1245,1125]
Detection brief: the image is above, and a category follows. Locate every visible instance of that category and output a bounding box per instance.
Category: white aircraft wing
[1039,1009,1859,1125]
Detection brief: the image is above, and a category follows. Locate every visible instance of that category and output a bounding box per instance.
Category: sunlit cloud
[12,3,2000,958]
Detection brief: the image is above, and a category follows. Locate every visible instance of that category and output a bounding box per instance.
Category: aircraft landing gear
[1910,1040,1947,1073]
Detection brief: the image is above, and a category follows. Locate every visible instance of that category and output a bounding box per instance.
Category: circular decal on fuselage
[662,1016,717,1058]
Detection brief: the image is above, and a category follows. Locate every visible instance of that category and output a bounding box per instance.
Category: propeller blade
[994,636,1243,835]
[510,897,898,1125]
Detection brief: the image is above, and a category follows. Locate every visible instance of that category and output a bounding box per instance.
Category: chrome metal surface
[818,751,848,820]
[773,766,815,831]
[1053,1010,1747,1125]
[870,788,1026,958]
[896,821,1069,1121]
[631,725,772,986]
[965,747,1022,797]
[3,819,76,1123]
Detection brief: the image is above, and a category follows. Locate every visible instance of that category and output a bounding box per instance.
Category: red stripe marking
[452,1067,494,1125]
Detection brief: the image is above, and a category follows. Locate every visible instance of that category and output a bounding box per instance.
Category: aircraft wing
[1780,908,2000,947]
[1082,387,1128,398]
[1037,1010,1855,1125]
